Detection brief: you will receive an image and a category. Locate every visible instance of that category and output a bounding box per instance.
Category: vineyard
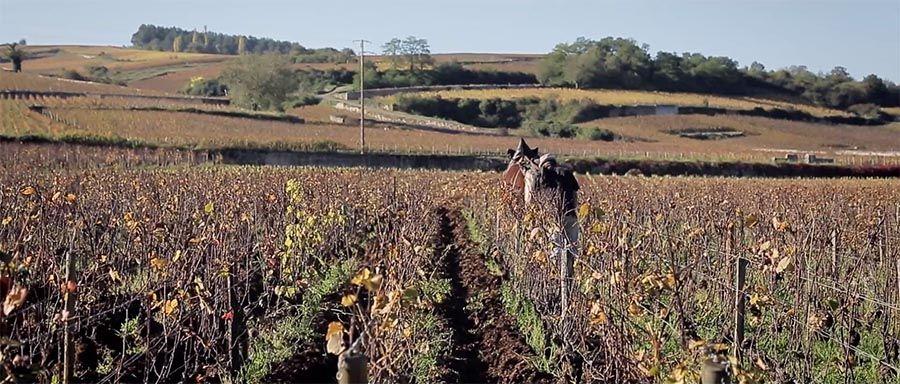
[3,69,900,167]
[381,87,851,118]
[0,142,898,383]
[15,46,229,76]
[4,97,900,168]
[0,72,173,97]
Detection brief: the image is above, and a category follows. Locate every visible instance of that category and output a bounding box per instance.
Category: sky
[1,0,898,81]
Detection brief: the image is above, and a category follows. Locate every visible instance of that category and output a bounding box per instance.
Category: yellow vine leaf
[627,302,643,316]
[341,293,357,307]
[590,301,608,325]
[150,257,168,270]
[108,269,122,284]
[744,213,759,227]
[162,299,179,316]
[351,268,383,292]
[775,256,793,274]
[577,203,590,219]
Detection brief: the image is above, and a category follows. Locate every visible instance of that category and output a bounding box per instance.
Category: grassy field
[394,87,850,118]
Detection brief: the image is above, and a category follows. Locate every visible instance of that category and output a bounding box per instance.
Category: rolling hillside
[2,47,898,166]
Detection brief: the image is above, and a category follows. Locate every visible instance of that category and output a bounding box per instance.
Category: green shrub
[500,283,557,374]
[847,103,882,119]
[577,126,616,141]
[182,77,228,97]
[524,120,577,138]
[60,69,86,81]
[281,94,320,109]
[393,95,523,128]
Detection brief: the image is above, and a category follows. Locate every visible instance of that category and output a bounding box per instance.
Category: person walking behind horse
[502,139,580,310]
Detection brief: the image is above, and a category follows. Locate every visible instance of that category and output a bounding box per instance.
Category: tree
[220,54,298,111]
[538,35,896,108]
[187,30,203,52]
[237,36,247,55]
[402,36,432,71]
[2,43,26,72]
[537,37,652,88]
[173,35,183,53]
[130,25,305,55]
[861,74,889,105]
[652,52,686,88]
[826,66,853,84]
[747,61,766,78]
[382,36,432,71]
[382,38,403,69]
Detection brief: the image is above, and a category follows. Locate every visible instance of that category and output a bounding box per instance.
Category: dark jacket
[539,164,579,216]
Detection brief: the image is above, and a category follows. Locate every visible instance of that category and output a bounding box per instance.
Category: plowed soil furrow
[436,207,553,384]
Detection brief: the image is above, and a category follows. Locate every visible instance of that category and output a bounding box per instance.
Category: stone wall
[334,102,500,135]
[336,83,542,100]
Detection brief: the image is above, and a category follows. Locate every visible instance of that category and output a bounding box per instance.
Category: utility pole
[354,39,372,154]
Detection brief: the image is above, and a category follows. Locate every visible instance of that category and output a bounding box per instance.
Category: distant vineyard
[0,71,171,96]
[395,87,851,118]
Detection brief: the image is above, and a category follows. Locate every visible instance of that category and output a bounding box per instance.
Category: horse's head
[507,138,540,170]
[502,139,540,192]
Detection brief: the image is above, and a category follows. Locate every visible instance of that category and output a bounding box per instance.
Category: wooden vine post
[701,358,729,384]
[226,270,247,379]
[62,231,77,384]
[702,221,737,384]
[734,221,747,363]
[831,230,838,275]
[337,352,368,384]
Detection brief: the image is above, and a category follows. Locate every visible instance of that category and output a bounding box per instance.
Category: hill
[2,48,898,167]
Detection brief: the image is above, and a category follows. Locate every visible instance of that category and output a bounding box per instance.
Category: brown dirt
[435,207,553,384]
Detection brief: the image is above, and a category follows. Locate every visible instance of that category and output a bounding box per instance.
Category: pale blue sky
[1,0,898,81]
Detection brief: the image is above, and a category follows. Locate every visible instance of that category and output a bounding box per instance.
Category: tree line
[130,24,355,62]
[539,37,899,109]
[356,61,536,89]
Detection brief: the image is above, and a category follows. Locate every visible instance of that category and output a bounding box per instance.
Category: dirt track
[436,207,552,384]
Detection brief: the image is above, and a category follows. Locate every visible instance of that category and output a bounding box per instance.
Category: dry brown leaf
[2,286,28,316]
[325,321,344,355]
